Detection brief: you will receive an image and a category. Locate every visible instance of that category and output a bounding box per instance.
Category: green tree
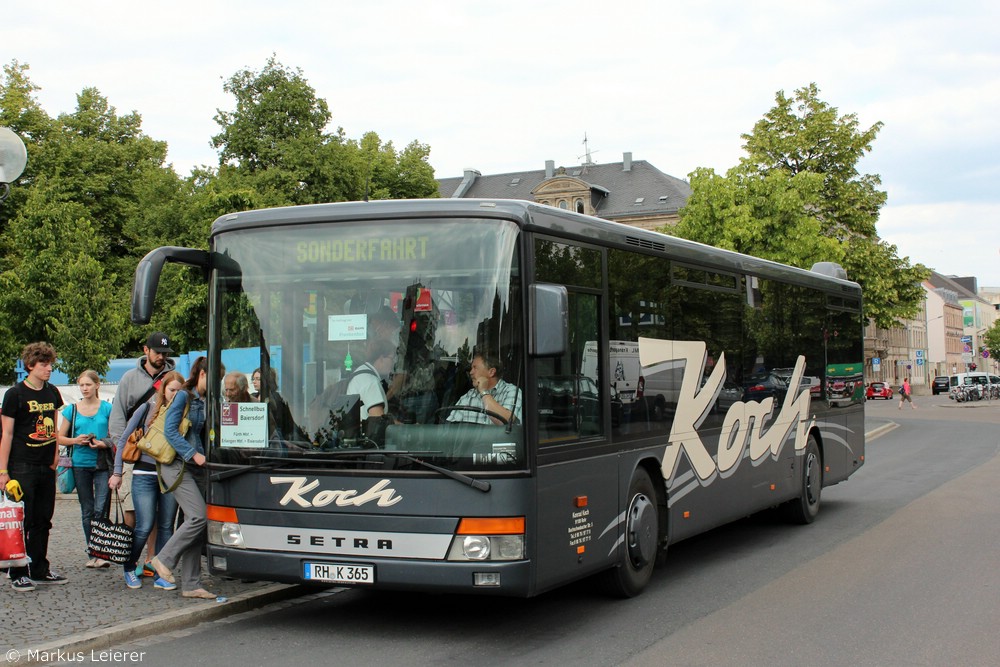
[1,64,184,379]
[0,183,126,378]
[0,61,55,238]
[983,320,1000,362]
[672,83,928,328]
[210,57,439,206]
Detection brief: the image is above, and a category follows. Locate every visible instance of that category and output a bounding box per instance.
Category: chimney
[545,160,554,178]
[451,169,480,198]
[623,152,632,172]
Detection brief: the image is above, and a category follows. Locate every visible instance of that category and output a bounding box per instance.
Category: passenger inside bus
[223,372,253,403]
[306,313,397,448]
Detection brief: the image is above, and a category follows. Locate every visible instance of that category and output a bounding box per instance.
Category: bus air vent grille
[626,236,665,252]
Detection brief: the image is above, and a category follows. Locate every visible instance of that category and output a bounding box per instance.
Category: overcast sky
[9,1,1000,287]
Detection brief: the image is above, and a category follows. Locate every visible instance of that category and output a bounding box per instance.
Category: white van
[582,340,642,403]
[949,372,990,389]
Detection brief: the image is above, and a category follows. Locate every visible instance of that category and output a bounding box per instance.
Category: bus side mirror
[131,246,212,324]
[529,284,567,357]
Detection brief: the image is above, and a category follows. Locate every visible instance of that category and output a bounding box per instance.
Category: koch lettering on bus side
[639,338,814,485]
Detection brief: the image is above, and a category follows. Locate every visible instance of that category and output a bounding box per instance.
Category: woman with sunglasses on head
[57,370,113,568]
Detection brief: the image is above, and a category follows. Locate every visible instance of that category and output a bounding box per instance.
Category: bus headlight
[446,517,525,561]
[462,535,490,560]
[207,521,245,548]
[492,535,524,560]
[446,534,524,561]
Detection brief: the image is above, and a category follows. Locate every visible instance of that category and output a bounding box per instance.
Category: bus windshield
[212,217,525,472]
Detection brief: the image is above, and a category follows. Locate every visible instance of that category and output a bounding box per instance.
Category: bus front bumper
[208,546,534,597]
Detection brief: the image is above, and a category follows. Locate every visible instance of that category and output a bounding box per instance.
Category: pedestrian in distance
[898,377,916,410]
[57,369,114,568]
[0,342,69,592]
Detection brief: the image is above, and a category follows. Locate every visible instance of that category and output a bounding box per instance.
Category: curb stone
[12,584,305,665]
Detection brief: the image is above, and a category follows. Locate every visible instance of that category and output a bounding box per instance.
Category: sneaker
[31,571,68,585]
[11,576,36,592]
[149,556,174,584]
[124,570,141,589]
[154,576,177,591]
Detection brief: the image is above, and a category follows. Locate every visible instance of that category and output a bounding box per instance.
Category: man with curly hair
[1,342,68,592]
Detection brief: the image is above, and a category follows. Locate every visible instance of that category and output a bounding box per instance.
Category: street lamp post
[0,126,28,204]
[974,327,988,373]
[925,314,944,381]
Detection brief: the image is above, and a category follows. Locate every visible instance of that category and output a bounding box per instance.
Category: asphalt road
[70,393,999,667]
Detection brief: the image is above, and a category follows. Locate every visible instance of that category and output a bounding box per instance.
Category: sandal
[85,558,97,568]
[182,588,218,600]
[149,556,175,584]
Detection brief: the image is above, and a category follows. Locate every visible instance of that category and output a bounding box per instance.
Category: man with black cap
[107,332,177,533]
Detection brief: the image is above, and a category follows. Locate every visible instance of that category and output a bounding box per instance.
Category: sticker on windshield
[328,314,368,341]
[221,401,269,448]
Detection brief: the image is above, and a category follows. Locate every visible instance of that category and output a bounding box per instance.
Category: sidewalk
[2,493,303,663]
[4,415,894,663]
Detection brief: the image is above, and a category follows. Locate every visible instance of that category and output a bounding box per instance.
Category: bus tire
[784,435,822,525]
[601,468,659,597]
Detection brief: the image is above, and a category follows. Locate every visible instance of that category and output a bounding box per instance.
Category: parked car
[537,375,621,433]
[931,376,950,395]
[743,372,789,401]
[865,381,893,400]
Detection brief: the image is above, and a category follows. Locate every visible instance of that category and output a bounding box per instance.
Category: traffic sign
[915,350,924,359]
[916,359,924,366]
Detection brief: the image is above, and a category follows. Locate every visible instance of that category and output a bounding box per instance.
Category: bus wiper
[209,451,384,482]
[209,451,490,492]
[208,459,298,483]
[387,452,491,493]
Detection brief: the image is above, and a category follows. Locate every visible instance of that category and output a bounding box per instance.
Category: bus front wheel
[601,468,659,597]
[784,435,822,524]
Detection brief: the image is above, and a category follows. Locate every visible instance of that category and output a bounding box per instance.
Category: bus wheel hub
[627,493,656,568]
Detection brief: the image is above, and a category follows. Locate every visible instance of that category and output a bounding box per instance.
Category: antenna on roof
[578,132,598,166]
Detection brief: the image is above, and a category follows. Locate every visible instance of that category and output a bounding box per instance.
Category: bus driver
[448,353,522,426]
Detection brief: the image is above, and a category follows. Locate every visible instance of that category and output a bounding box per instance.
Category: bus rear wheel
[784,435,822,524]
[601,468,659,597]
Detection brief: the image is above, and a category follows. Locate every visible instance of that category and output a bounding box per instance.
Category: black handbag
[88,491,134,564]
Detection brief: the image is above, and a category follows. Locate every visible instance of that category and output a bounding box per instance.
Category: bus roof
[209,199,861,297]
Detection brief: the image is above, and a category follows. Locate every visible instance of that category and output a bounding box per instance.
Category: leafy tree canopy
[983,320,1000,363]
[1,56,440,381]
[671,83,929,328]
[210,56,438,206]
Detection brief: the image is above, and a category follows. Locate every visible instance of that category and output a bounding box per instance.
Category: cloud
[879,202,1000,287]
[8,0,1000,291]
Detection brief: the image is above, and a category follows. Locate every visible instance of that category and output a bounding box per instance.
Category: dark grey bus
[131,198,865,598]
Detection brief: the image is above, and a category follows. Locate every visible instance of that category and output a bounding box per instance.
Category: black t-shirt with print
[1,381,64,466]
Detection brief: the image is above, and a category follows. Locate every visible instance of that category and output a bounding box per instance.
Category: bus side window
[537,291,602,444]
